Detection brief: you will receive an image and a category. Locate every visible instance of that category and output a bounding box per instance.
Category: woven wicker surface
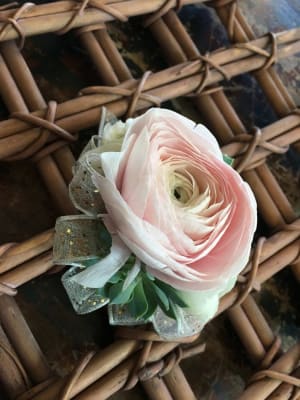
[0,1,299,399]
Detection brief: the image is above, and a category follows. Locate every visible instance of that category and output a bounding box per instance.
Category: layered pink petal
[93,108,257,291]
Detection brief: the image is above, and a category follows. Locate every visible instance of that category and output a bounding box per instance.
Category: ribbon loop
[54,216,110,264]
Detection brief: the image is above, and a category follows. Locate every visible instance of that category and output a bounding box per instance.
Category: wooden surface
[0,1,299,399]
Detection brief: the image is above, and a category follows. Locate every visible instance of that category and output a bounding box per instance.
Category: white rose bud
[102,120,132,150]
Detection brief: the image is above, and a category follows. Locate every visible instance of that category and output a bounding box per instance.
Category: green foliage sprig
[97,256,188,321]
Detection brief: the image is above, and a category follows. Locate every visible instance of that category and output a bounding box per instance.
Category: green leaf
[153,284,170,310]
[155,280,188,308]
[128,281,148,319]
[142,290,157,320]
[144,270,155,281]
[142,274,172,314]
[122,255,136,270]
[107,255,136,285]
[162,299,177,320]
[142,280,159,320]
[108,279,137,305]
[108,270,123,284]
[223,154,234,167]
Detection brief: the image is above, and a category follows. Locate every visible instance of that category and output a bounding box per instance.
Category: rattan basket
[0,1,299,399]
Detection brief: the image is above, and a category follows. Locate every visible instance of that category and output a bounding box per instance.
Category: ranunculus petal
[92,108,257,293]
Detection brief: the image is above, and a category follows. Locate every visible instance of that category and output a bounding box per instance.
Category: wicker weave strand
[144,0,183,27]
[123,340,154,390]
[0,3,19,11]
[126,71,158,118]
[0,282,17,296]
[32,140,73,163]
[234,237,266,307]
[208,0,238,40]
[235,32,278,71]
[57,0,127,35]
[56,327,202,398]
[80,71,161,118]
[260,336,282,369]
[233,128,288,173]
[0,340,30,388]
[283,220,300,231]
[75,22,105,35]
[251,369,300,387]
[7,101,76,161]
[180,53,230,96]
[117,328,204,390]
[59,351,95,400]
[0,2,34,49]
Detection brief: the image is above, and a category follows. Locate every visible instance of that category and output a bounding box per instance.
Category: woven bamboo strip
[94,28,132,81]
[79,27,131,84]
[237,343,300,400]
[149,6,298,159]
[241,170,284,227]
[221,115,300,166]
[0,229,54,274]
[0,0,205,42]
[148,11,235,148]
[212,2,297,117]
[78,25,131,84]
[267,366,300,399]
[0,42,45,110]
[0,251,54,291]
[27,241,300,400]
[215,1,300,155]
[2,28,299,134]
[0,223,298,400]
[241,296,275,349]
[0,41,76,214]
[227,306,268,364]
[164,365,197,400]
[79,31,120,85]
[147,10,281,366]
[0,43,70,211]
[28,339,145,399]
[141,378,174,400]
[16,378,59,400]
[0,324,29,399]
[228,293,280,367]
[255,164,295,224]
[228,296,282,368]
[0,23,296,374]
[0,29,298,160]
[0,3,296,400]
[218,237,300,315]
[0,295,52,383]
[0,52,27,112]
[30,338,201,400]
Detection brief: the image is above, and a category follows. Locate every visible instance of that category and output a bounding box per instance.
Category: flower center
[173,185,190,203]
[169,169,198,205]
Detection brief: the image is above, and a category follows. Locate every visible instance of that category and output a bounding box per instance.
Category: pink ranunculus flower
[92,108,257,293]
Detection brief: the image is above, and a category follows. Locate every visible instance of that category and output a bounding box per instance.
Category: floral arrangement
[53,108,257,339]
